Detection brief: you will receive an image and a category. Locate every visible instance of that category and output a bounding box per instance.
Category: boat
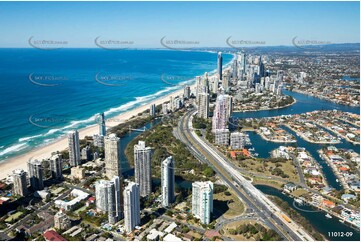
[249,148,255,151]
[325,213,332,219]
[253,153,259,157]
[336,179,339,182]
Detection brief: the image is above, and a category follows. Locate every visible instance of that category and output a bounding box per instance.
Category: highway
[176,109,314,241]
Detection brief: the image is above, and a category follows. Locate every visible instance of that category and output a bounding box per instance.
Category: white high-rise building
[150,104,156,117]
[197,92,209,119]
[134,141,152,197]
[27,159,44,191]
[230,132,246,150]
[12,169,28,197]
[98,113,106,136]
[265,76,270,90]
[68,130,80,167]
[196,73,209,101]
[192,181,213,224]
[183,85,191,99]
[54,210,71,230]
[214,129,230,146]
[222,74,230,91]
[123,182,141,233]
[276,84,283,96]
[95,176,122,224]
[255,83,261,94]
[49,153,63,180]
[161,156,175,207]
[212,94,232,132]
[162,103,168,115]
[104,134,121,179]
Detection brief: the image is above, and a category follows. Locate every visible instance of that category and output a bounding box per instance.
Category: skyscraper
[222,73,230,91]
[12,169,28,197]
[149,104,156,117]
[95,176,122,224]
[183,85,191,99]
[104,134,121,179]
[28,159,44,191]
[134,141,152,197]
[123,182,141,233]
[98,112,106,136]
[259,56,265,77]
[196,73,209,101]
[192,181,213,224]
[217,52,223,80]
[49,153,63,180]
[81,145,92,161]
[197,92,210,119]
[68,130,80,167]
[161,156,175,207]
[212,94,232,132]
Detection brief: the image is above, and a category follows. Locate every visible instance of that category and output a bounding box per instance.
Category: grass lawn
[252,177,285,189]
[291,189,309,197]
[75,205,87,214]
[237,158,299,183]
[213,190,245,219]
[222,220,260,241]
[5,211,23,223]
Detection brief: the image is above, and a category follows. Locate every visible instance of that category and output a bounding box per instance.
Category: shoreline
[233,96,297,113]
[0,85,193,180]
[256,130,297,143]
[0,59,236,181]
[287,88,360,108]
[283,124,341,145]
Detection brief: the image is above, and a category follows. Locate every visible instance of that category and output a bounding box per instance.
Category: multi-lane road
[175,109,314,241]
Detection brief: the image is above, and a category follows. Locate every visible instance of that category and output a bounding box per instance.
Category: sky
[0,1,359,48]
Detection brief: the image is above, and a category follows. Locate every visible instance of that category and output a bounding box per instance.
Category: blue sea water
[0,49,233,161]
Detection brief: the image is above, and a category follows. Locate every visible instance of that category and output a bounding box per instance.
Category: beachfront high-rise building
[197,92,210,119]
[27,159,44,191]
[161,156,175,207]
[54,210,71,230]
[104,134,121,179]
[192,181,213,224]
[212,94,232,132]
[12,169,28,197]
[134,141,152,197]
[81,145,92,161]
[98,112,106,136]
[68,130,80,167]
[95,176,122,224]
[196,74,209,101]
[123,182,141,233]
[240,52,246,72]
[183,85,191,99]
[222,73,230,91]
[217,52,223,80]
[49,153,63,180]
[150,104,156,117]
[93,134,104,148]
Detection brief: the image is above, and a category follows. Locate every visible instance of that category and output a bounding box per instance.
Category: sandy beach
[0,84,194,180]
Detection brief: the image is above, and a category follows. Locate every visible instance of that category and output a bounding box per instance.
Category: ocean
[0,49,233,161]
